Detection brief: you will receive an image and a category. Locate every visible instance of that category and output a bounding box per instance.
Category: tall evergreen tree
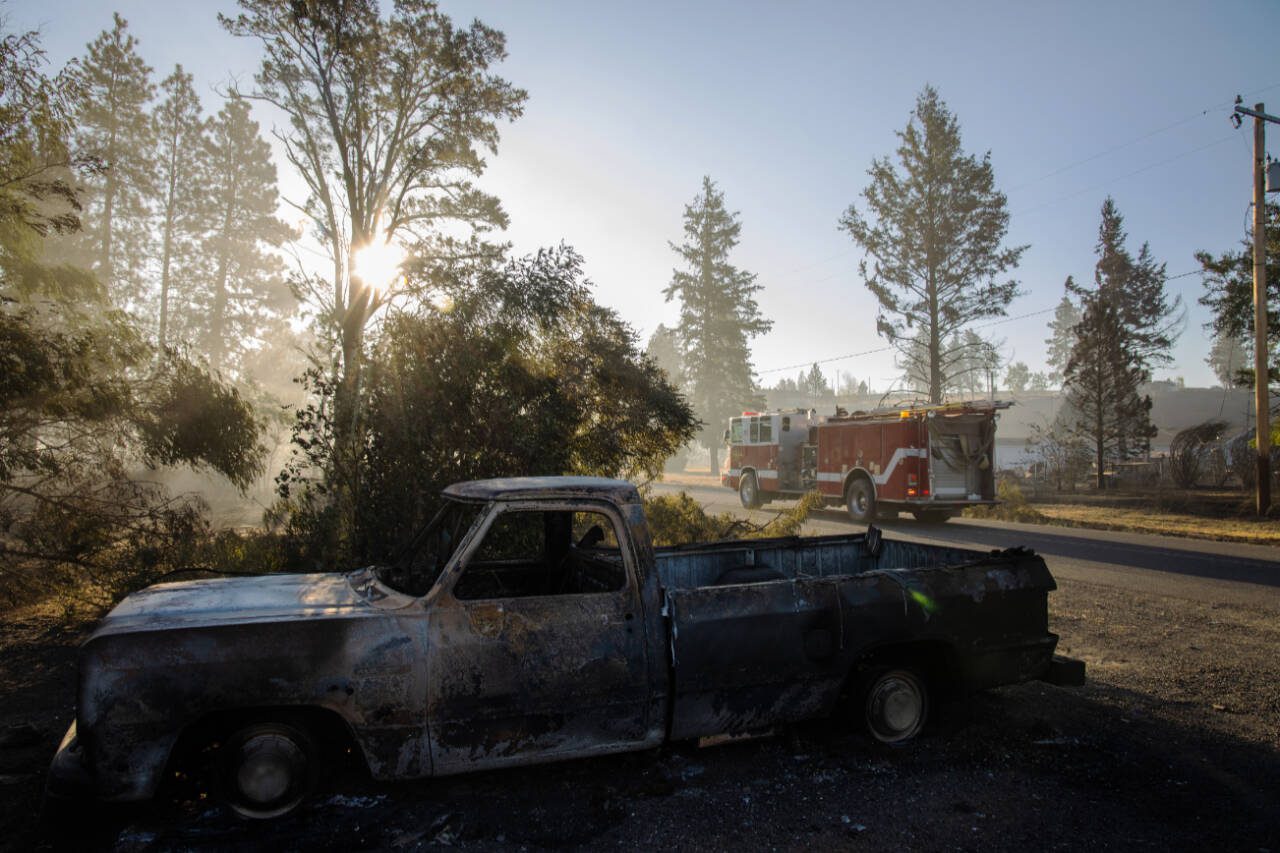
[664,176,771,475]
[801,363,831,398]
[152,65,206,349]
[1094,198,1180,372]
[644,323,684,386]
[1062,199,1175,486]
[1044,295,1080,385]
[840,85,1026,404]
[189,94,294,374]
[1197,201,1280,392]
[1062,287,1153,488]
[1206,332,1248,388]
[1004,361,1030,393]
[65,14,155,308]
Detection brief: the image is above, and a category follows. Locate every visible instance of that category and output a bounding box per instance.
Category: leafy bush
[644,490,824,546]
[277,248,698,569]
[1167,420,1228,489]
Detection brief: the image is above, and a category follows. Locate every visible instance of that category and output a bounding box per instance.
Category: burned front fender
[73,571,432,801]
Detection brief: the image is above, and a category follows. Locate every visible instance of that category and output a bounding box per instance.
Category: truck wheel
[220,722,318,819]
[911,509,951,524]
[861,668,927,744]
[739,472,762,509]
[845,478,875,523]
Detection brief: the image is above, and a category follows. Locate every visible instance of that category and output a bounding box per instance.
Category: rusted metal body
[49,476,1081,806]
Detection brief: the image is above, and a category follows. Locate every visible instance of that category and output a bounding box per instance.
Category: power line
[1008,81,1280,192]
[757,268,1207,376]
[1015,134,1238,218]
[755,84,1280,287]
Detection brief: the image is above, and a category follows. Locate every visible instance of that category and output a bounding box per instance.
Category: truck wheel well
[843,469,875,501]
[162,705,369,792]
[848,640,958,698]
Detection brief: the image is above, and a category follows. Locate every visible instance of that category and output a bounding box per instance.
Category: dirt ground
[2,575,1278,852]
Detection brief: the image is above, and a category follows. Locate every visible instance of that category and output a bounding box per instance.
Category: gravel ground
[1,573,1277,852]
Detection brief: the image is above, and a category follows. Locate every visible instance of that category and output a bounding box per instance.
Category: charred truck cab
[49,476,1082,820]
[724,401,1009,523]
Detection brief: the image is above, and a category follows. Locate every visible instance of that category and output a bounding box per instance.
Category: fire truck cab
[723,401,1008,523]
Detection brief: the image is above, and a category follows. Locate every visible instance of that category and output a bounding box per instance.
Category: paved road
[653,482,1280,610]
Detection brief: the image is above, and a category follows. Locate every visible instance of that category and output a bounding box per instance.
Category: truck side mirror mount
[723,429,730,444]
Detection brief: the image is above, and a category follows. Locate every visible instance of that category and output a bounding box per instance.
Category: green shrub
[644,490,823,547]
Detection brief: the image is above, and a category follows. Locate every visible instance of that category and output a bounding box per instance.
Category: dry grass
[1032,503,1280,545]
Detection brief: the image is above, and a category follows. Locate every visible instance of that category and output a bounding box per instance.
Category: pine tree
[664,176,771,475]
[1005,361,1030,393]
[644,323,684,386]
[1045,295,1080,386]
[802,363,831,398]
[840,85,1026,404]
[1206,332,1247,388]
[1197,201,1280,391]
[152,65,206,349]
[65,14,155,309]
[189,94,294,375]
[1063,293,1152,488]
[1094,198,1180,373]
[1062,199,1174,486]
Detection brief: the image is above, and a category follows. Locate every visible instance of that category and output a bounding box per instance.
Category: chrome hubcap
[868,675,923,741]
[237,734,304,805]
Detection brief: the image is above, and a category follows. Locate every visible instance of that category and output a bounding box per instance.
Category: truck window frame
[431,499,639,605]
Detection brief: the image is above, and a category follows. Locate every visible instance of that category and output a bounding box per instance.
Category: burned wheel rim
[222,723,315,819]
[864,669,926,744]
[739,473,760,509]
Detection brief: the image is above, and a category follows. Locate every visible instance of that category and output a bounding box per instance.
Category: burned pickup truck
[49,476,1083,819]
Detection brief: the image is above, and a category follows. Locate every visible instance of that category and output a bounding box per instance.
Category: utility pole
[1233,99,1279,515]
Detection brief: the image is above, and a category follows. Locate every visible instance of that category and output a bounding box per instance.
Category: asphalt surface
[653,481,1280,611]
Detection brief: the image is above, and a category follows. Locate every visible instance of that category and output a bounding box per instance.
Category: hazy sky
[11,0,1280,391]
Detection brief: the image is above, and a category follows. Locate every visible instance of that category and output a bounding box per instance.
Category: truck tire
[739,472,762,509]
[911,509,951,524]
[861,668,928,745]
[220,721,318,820]
[845,477,875,523]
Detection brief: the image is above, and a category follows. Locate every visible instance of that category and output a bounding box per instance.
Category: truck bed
[654,530,981,590]
[654,530,1059,741]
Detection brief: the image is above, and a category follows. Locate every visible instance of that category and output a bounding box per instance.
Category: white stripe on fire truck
[816,447,927,486]
[729,468,778,479]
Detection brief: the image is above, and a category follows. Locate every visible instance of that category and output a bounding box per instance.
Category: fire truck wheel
[739,472,762,509]
[845,477,875,523]
[911,510,952,524]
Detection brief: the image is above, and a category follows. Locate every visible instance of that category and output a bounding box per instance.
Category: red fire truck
[722,401,1009,523]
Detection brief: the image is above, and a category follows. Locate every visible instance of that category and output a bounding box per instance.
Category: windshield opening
[374,499,484,596]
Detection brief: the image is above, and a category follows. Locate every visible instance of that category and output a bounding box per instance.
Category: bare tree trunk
[158,142,178,350]
[332,220,372,568]
[927,273,942,404]
[207,193,236,372]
